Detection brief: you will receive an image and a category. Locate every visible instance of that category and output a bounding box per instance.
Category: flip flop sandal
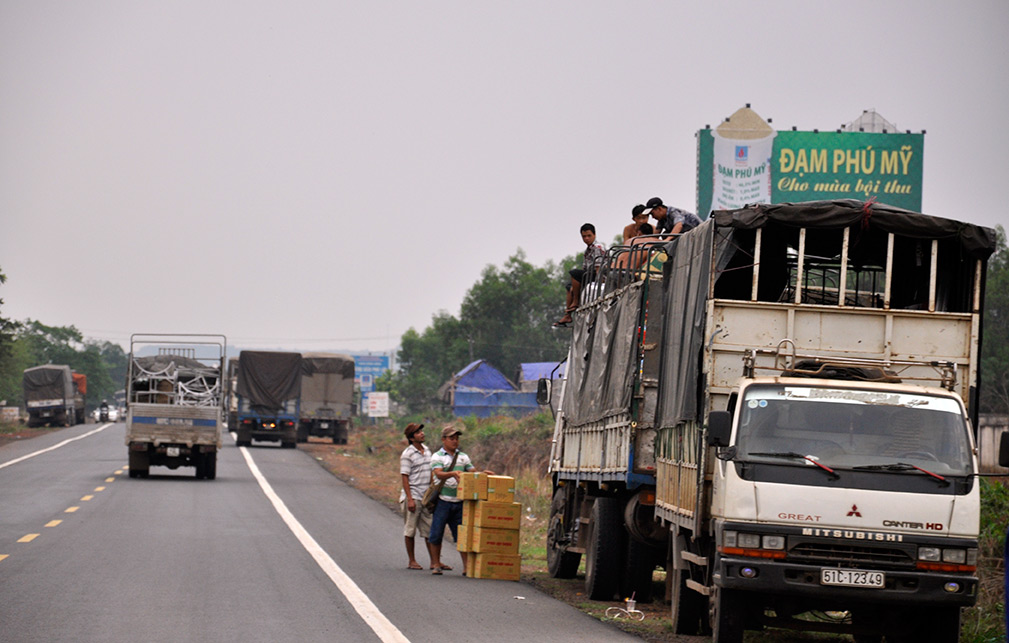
[439,564,453,571]
[432,568,443,575]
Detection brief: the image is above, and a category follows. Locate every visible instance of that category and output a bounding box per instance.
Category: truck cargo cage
[740,340,961,391]
[580,235,672,305]
[128,334,226,407]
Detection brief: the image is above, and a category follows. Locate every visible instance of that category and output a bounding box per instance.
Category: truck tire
[668,529,706,635]
[546,488,581,579]
[622,538,659,603]
[297,423,309,443]
[194,456,205,479]
[886,606,959,643]
[585,497,622,601]
[128,449,150,479]
[204,452,217,480]
[711,586,745,643]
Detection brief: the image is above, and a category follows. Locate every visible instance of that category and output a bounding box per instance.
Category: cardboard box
[468,553,521,581]
[456,521,474,552]
[470,527,520,554]
[462,500,522,531]
[457,472,488,501]
[486,475,515,503]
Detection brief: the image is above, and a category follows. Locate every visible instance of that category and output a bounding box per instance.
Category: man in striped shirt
[400,423,434,571]
[429,424,494,575]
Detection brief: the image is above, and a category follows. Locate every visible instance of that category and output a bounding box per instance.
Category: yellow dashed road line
[80,495,93,501]
[94,486,106,492]
[18,534,39,543]
[65,506,79,513]
[45,520,62,528]
[0,554,8,563]
[105,477,114,482]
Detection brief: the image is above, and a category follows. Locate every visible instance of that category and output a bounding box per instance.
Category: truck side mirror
[536,378,551,406]
[999,432,1009,469]
[707,410,732,447]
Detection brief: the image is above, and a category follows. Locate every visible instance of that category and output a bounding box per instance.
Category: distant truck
[125,334,226,480]
[546,199,996,642]
[23,365,86,427]
[233,350,301,448]
[297,352,355,444]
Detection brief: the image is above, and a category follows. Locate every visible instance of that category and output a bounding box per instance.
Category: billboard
[353,354,390,395]
[697,110,924,216]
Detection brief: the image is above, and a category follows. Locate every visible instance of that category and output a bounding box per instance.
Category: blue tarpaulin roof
[453,360,515,391]
[518,362,565,382]
[452,390,539,418]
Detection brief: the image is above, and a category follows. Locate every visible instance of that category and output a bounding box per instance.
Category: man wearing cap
[644,197,703,238]
[429,424,494,575]
[400,423,434,571]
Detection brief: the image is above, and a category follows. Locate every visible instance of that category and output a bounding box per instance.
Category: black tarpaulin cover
[23,365,73,401]
[133,354,213,375]
[237,351,302,410]
[561,281,642,426]
[301,352,355,378]
[712,199,997,260]
[656,220,719,427]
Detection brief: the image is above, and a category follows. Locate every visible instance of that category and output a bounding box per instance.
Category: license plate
[821,568,885,588]
[320,422,329,428]
[167,446,180,457]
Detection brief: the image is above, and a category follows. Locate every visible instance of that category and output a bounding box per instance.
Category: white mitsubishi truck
[649,200,995,642]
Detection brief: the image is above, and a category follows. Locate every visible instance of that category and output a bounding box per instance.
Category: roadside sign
[366,392,389,418]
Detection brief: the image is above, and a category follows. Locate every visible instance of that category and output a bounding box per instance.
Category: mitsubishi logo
[847,505,862,517]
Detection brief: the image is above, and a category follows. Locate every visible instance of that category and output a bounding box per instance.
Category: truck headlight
[942,549,966,564]
[918,547,941,562]
[762,535,785,550]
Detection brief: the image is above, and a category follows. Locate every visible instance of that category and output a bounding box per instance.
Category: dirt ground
[0,423,64,448]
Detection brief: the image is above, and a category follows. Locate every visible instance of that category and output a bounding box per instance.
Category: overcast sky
[2,1,1007,356]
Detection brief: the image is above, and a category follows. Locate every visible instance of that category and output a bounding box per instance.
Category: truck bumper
[716,555,978,607]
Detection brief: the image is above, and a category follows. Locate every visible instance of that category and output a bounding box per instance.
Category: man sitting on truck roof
[622,204,650,242]
[613,223,656,271]
[644,196,702,238]
[553,223,605,328]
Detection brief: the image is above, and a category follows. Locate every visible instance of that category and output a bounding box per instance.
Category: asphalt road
[0,423,638,642]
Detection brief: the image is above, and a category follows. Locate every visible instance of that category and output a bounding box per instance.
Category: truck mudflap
[715,554,978,607]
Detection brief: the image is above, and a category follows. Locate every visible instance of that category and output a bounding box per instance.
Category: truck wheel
[711,586,745,643]
[282,440,296,449]
[204,452,217,480]
[890,606,959,642]
[585,497,622,601]
[297,424,309,443]
[668,529,706,634]
[194,456,206,479]
[128,450,150,479]
[546,488,581,578]
[622,538,658,603]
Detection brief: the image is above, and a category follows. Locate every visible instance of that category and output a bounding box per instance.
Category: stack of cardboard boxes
[456,472,521,580]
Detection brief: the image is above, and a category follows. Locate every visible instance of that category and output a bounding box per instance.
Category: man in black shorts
[554,223,605,327]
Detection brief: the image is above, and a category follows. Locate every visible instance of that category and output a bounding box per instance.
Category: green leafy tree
[459,250,572,379]
[382,250,579,413]
[980,225,1008,414]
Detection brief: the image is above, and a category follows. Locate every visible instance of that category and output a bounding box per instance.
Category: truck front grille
[788,541,914,568]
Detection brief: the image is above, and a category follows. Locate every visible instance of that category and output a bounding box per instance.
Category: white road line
[238,446,410,643]
[0,424,113,470]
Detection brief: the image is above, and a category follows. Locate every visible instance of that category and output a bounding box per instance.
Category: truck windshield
[734,384,972,477]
